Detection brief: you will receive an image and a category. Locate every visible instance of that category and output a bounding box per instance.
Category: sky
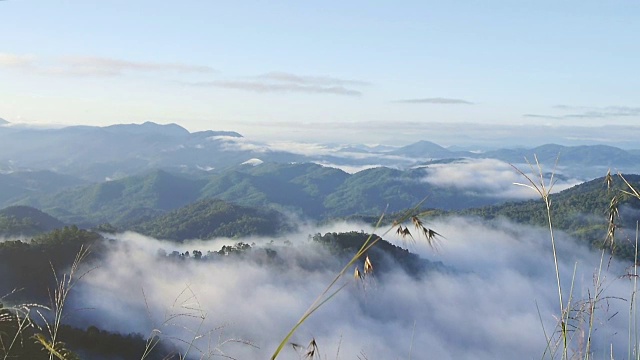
[1,1,640,145]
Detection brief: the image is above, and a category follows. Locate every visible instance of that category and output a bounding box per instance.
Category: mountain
[0,122,304,181]
[3,120,640,182]
[201,162,351,217]
[481,143,636,165]
[0,170,87,208]
[131,199,289,241]
[22,169,207,226]
[312,231,446,277]
[0,205,65,236]
[462,174,640,259]
[18,162,515,226]
[103,121,191,136]
[0,118,8,125]
[390,140,456,158]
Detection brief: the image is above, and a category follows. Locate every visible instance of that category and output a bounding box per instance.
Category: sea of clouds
[65,216,637,360]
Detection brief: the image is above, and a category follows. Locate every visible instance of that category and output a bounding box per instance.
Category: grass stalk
[270,199,441,359]
[512,155,569,358]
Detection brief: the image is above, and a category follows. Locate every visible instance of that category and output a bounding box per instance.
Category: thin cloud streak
[523,114,562,119]
[0,52,215,77]
[525,105,640,120]
[253,71,371,86]
[58,56,216,76]
[186,71,369,96]
[189,80,363,96]
[0,53,34,68]
[394,97,473,104]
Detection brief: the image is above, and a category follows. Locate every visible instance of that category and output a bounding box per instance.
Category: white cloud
[188,80,362,96]
[394,97,473,104]
[0,52,214,77]
[420,158,582,199]
[253,72,370,87]
[54,56,215,77]
[0,53,34,68]
[67,216,634,359]
[185,71,368,96]
[527,105,640,120]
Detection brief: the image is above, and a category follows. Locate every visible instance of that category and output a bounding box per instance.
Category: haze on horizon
[1,1,639,147]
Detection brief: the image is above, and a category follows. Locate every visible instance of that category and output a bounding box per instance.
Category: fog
[63,216,637,360]
[421,158,583,199]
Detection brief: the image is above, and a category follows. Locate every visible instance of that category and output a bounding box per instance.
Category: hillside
[130,199,289,241]
[22,169,208,226]
[0,205,65,237]
[19,163,512,226]
[463,174,640,259]
[312,231,446,277]
[0,170,87,208]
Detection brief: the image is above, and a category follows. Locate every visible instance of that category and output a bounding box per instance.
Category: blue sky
[1,1,639,145]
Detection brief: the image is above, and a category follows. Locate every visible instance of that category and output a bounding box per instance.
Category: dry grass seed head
[363,256,373,275]
[290,338,320,360]
[304,338,320,359]
[353,267,363,280]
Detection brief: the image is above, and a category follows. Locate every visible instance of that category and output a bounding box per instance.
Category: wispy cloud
[0,53,35,68]
[253,71,371,87]
[191,80,363,96]
[0,52,215,77]
[394,97,473,104]
[522,114,562,119]
[186,71,368,96]
[54,56,216,76]
[525,105,640,120]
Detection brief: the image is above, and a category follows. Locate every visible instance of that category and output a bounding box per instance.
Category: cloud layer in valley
[67,216,634,359]
[420,158,583,199]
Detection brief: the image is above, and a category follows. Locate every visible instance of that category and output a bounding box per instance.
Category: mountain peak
[391,140,450,157]
[104,122,190,136]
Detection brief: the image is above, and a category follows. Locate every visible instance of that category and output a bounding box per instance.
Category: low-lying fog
[65,216,637,359]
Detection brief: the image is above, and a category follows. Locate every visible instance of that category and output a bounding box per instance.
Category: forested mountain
[21,169,208,226]
[131,199,289,241]
[0,225,102,300]
[463,174,640,259]
[312,231,447,277]
[15,163,512,226]
[0,205,65,236]
[0,170,86,208]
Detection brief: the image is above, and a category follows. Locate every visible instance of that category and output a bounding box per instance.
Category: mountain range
[2,121,640,182]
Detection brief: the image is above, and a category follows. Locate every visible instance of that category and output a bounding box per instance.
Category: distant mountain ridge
[0,121,286,181]
[2,120,640,182]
